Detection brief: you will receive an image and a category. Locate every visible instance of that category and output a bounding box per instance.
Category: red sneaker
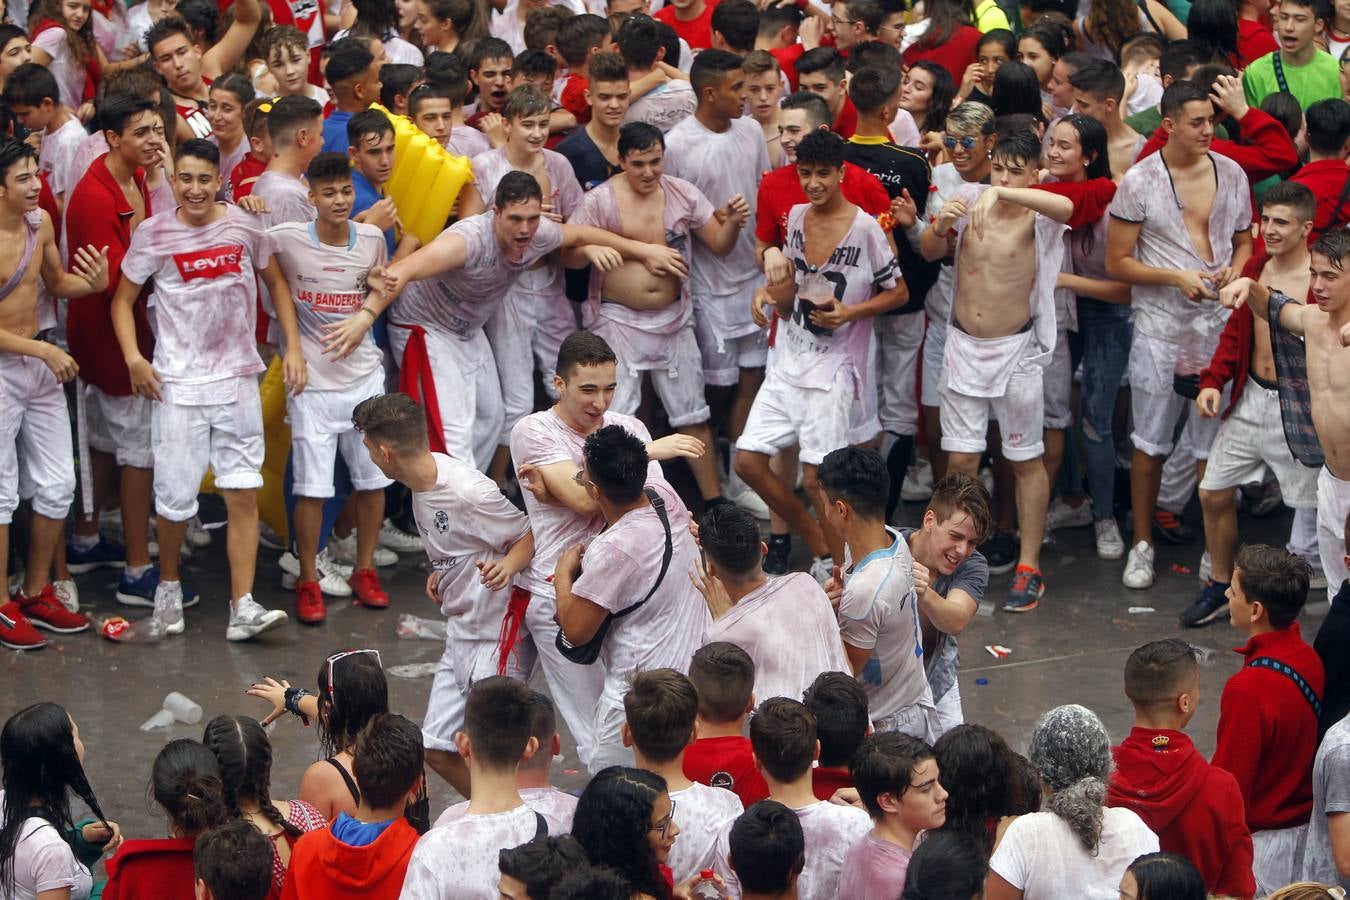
[18,585,91,633]
[296,579,327,624]
[349,568,390,609]
[0,601,48,650]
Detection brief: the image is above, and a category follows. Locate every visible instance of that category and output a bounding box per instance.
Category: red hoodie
[281,816,419,900]
[102,836,197,900]
[1107,728,1256,899]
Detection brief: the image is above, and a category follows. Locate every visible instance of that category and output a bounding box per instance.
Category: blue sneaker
[1179,580,1229,628]
[115,567,199,609]
[65,536,126,574]
[1002,566,1045,613]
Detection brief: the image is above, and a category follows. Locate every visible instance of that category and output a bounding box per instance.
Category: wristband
[358,306,377,321]
[284,687,311,725]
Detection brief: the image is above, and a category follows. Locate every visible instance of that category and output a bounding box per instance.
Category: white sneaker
[327,532,398,568]
[53,579,79,613]
[978,466,995,498]
[1311,567,1328,592]
[378,519,423,553]
[1046,497,1094,531]
[1094,518,1125,560]
[278,551,353,597]
[259,521,286,551]
[185,516,212,549]
[1198,551,1212,584]
[226,593,288,642]
[901,458,934,502]
[809,556,836,585]
[154,580,185,636]
[730,486,771,520]
[1123,541,1155,590]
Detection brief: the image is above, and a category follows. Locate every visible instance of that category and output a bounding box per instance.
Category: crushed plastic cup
[140,709,175,731]
[396,614,446,641]
[163,692,202,725]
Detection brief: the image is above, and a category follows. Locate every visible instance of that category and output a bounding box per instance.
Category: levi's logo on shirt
[173,245,245,281]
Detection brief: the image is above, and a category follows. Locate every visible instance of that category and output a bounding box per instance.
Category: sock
[705,496,730,509]
[769,533,790,545]
[1208,579,1230,590]
[1014,563,1039,575]
[884,433,914,525]
[70,533,99,551]
[126,564,151,579]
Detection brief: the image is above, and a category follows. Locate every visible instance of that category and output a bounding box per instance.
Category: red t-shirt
[902,24,982,84]
[683,736,770,807]
[103,837,197,900]
[1235,18,1279,69]
[560,73,591,125]
[832,96,858,139]
[655,0,716,50]
[229,152,268,202]
[1291,158,1350,240]
[755,161,891,246]
[770,43,805,91]
[811,765,853,802]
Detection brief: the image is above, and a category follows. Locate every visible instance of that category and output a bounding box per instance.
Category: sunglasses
[326,649,382,705]
[649,799,678,839]
[943,135,980,150]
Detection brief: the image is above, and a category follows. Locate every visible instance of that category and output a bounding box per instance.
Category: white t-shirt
[447,126,491,160]
[120,204,270,400]
[1301,713,1350,888]
[667,782,744,884]
[570,480,710,710]
[39,117,87,197]
[432,785,576,834]
[703,572,850,704]
[401,803,545,899]
[268,220,387,390]
[31,29,84,111]
[838,528,932,723]
[989,807,1160,899]
[0,804,93,900]
[252,170,316,228]
[924,162,967,323]
[413,453,531,640]
[714,799,872,900]
[624,79,697,134]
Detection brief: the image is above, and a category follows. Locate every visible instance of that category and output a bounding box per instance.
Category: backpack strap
[1271,51,1290,94]
[534,811,548,839]
[1247,656,1322,719]
[1135,0,1162,35]
[612,488,674,619]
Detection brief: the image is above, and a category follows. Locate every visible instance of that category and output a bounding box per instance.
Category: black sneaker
[763,535,791,576]
[1179,580,1230,627]
[979,530,1019,575]
[1152,509,1195,544]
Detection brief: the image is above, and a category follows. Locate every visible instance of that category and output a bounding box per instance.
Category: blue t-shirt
[331,812,398,847]
[322,110,353,154]
[352,169,396,254]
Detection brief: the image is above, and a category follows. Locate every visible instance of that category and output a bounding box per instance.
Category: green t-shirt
[1242,49,1341,109]
[1126,106,1232,140]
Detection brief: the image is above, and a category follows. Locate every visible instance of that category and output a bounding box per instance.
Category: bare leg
[801,464,843,563]
[425,749,471,798]
[923,405,947,482]
[945,451,980,476]
[52,526,70,581]
[735,450,829,557]
[488,446,512,490]
[679,422,722,501]
[22,514,65,596]
[122,466,153,568]
[1042,428,1065,496]
[157,516,189,582]
[354,489,384,571]
[1011,457,1049,570]
[1130,449,1164,550]
[1200,487,1238,583]
[294,497,324,582]
[333,494,356,540]
[729,367,764,439]
[223,488,259,607]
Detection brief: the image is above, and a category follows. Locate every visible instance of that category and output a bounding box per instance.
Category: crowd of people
[1,0,1350,891]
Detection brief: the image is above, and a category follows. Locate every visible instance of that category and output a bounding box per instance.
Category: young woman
[341,0,423,64]
[958,27,1015,104]
[1119,853,1208,900]
[207,72,254,198]
[413,0,483,56]
[103,740,229,900]
[902,60,957,163]
[202,716,327,900]
[902,0,984,84]
[572,767,681,900]
[900,831,988,900]
[990,59,1046,123]
[933,724,1021,857]
[28,0,138,117]
[1077,0,1186,63]
[1016,22,1070,119]
[0,704,121,900]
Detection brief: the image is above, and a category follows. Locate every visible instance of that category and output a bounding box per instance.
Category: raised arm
[1217,277,1308,335]
[202,0,261,78]
[970,186,1074,232]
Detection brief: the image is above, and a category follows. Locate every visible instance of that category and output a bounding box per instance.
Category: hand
[76,101,95,123]
[320,312,373,359]
[22,130,42,152]
[823,563,843,610]
[127,356,162,401]
[889,189,918,230]
[1122,69,1139,107]
[641,243,689,277]
[236,194,271,215]
[799,13,825,49]
[808,299,851,330]
[555,542,585,584]
[690,555,734,619]
[582,244,624,272]
[541,201,564,224]
[1208,73,1249,121]
[359,197,400,232]
[82,820,123,855]
[751,287,775,327]
[646,433,706,461]
[42,344,79,383]
[283,347,307,396]
[722,193,749,227]
[912,560,930,598]
[688,520,700,547]
[763,247,792,286]
[476,558,514,590]
[959,62,983,98]
[967,187,1001,240]
[425,571,441,604]
[480,112,507,148]
[71,244,110,293]
[674,869,726,900]
[935,197,968,234]
[244,676,289,726]
[1174,270,1217,303]
[516,462,554,503]
[1209,265,1238,289]
[1195,386,1221,417]
[829,786,865,809]
[367,265,403,302]
[919,130,945,157]
[1340,321,1350,347]
[1217,276,1254,310]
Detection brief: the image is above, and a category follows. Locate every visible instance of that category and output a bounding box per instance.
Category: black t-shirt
[556,127,622,192]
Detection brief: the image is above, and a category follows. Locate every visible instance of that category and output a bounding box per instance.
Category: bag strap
[534,811,548,839]
[1135,0,1163,36]
[1248,656,1323,719]
[325,757,361,806]
[1271,51,1290,94]
[613,488,674,620]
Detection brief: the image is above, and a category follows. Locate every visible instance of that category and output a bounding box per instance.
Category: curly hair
[1028,705,1112,854]
[1085,0,1142,62]
[572,767,671,900]
[202,715,302,839]
[933,724,1018,857]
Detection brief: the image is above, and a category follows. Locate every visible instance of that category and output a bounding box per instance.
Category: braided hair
[202,715,301,838]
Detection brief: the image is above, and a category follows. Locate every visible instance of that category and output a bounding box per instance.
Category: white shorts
[1318,466,1350,598]
[931,681,963,738]
[85,386,153,468]
[1198,379,1317,506]
[939,362,1046,462]
[388,323,502,472]
[875,312,924,436]
[1129,331,1223,459]
[737,366,857,467]
[1042,330,1072,430]
[288,368,393,498]
[422,634,530,753]
[152,377,263,522]
[921,316,947,409]
[0,353,75,524]
[610,324,710,427]
[872,699,938,743]
[588,701,635,775]
[485,280,575,446]
[695,314,768,387]
[1252,823,1308,898]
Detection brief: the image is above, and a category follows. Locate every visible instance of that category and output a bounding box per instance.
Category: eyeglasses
[649,799,677,838]
[943,135,979,150]
[573,469,593,489]
[326,649,381,705]
[830,14,857,26]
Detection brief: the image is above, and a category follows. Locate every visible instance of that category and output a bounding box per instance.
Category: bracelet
[283,687,311,725]
[358,306,377,321]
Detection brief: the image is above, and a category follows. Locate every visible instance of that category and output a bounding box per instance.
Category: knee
[801,465,821,497]
[734,451,767,482]
[1199,488,1233,514]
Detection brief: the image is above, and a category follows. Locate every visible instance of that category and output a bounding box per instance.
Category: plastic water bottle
[100,615,163,643]
[690,870,727,900]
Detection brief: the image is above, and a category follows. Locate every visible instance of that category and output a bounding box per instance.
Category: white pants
[485,282,573,447]
[737,366,857,467]
[588,701,635,775]
[940,363,1046,462]
[422,634,531,753]
[85,386,153,468]
[288,367,393,497]
[1318,467,1350,597]
[609,324,711,427]
[931,681,963,737]
[1198,379,1317,506]
[151,378,263,522]
[0,353,75,524]
[872,700,938,743]
[1129,331,1223,459]
[1288,506,1321,570]
[1252,823,1308,897]
[876,312,924,436]
[522,585,606,770]
[693,286,766,386]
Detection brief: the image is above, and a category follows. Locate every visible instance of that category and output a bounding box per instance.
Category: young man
[194,821,272,900]
[1105,639,1256,899]
[655,0,714,50]
[711,0,758,54]
[379,62,422,118]
[554,425,710,773]
[353,392,533,798]
[736,130,905,578]
[469,85,586,488]
[555,51,629,191]
[727,802,806,900]
[840,733,948,899]
[111,139,300,641]
[617,15,696,135]
[409,82,456,149]
[497,837,589,900]
[756,6,805,90]
[1107,79,1254,591]
[269,154,393,623]
[146,8,261,142]
[743,51,783,166]
[818,447,936,737]
[1302,657,1350,890]
[1209,544,1325,895]
[253,94,323,227]
[346,108,402,256]
[321,38,382,154]
[556,14,612,126]
[903,473,991,736]
[0,139,109,648]
[713,698,872,898]
[623,669,745,883]
[65,96,166,610]
[423,56,492,159]
[1068,59,1146,182]
[280,713,423,900]
[1188,181,1320,627]
[402,678,560,899]
[692,503,850,704]
[3,63,85,210]
[570,121,745,507]
[465,38,516,127]
[1291,98,1350,241]
[508,331,702,772]
[263,26,329,107]
[684,642,770,806]
[795,48,856,138]
[803,672,870,801]
[931,128,1071,613]
[1242,0,1341,109]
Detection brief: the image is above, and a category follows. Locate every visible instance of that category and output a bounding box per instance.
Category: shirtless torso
[954,202,1036,338]
[1303,307,1350,478]
[602,177,680,311]
[1173,154,1218,264]
[1253,251,1311,381]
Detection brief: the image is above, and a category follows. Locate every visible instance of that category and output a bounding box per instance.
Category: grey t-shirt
[900,528,989,702]
[1301,713,1350,889]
